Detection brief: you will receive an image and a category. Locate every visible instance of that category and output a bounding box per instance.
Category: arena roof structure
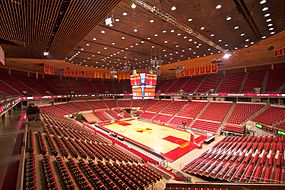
[1,0,285,76]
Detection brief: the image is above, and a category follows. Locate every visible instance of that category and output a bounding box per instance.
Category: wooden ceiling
[1,0,285,73]
[67,0,285,70]
[0,0,121,59]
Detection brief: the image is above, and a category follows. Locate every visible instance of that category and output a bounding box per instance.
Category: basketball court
[103,119,207,162]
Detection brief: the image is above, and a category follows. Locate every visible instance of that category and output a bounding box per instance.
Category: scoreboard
[131,73,157,99]
[130,74,157,86]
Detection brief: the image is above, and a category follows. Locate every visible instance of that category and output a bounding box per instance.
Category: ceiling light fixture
[43,51,49,56]
[270,31,275,35]
[234,26,239,30]
[131,2,136,9]
[266,18,272,22]
[226,16,232,21]
[262,7,268,11]
[123,12,128,16]
[216,5,222,9]
[150,19,154,23]
[260,0,266,4]
[222,53,231,59]
[264,13,270,17]
[171,6,176,11]
[188,18,192,22]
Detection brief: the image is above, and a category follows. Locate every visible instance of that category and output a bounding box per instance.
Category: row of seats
[41,155,59,189]
[26,130,34,153]
[41,112,139,163]
[182,135,285,183]
[24,154,37,190]
[36,131,47,155]
[223,124,244,134]
[157,68,285,94]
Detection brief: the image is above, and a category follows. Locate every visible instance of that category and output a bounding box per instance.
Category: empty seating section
[70,101,91,111]
[161,101,187,115]
[103,100,118,108]
[196,74,223,93]
[166,78,187,93]
[152,114,172,123]
[199,102,231,122]
[177,101,207,118]
[117,100,132,107]
[276,122,285,130]
[0,80,21,96]
[77,79,98,94]
[132,100,145,107]
[254,107,285,125]
[105,109,121,120]
[56,103,79,114]
[182,77,203,93]
[88,100,108,109]
[2,66,285,96]
[65,78,82,94]
[242,71,265,93]
[24,154,37,190]
[223,124,244,134]
[182,135,285,183]
[227,103,264,124]
[94,111,111,122]
[139,112,156,120]
[169,117,192,127]
[266,69,285,92]
[191,120,220,133]
[217,72,245,93]
[45,75,70,94]
[148,100,170,112]
[0,73,39,95]
[25,109,164,189]
[140,100,157,110]
[156,79,176,92]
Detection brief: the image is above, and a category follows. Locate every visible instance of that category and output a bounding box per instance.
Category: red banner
[63,69,112,79]
[176,64,218,78]
[274,48,285,57]
[44,64,54,75]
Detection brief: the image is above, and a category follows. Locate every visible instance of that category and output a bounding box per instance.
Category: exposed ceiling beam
[133,0,227,52]
[233,0,262,40]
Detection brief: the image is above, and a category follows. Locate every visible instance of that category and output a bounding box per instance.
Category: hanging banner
[274,47,285,57]
[63,68,112,79]
[0,46,5,65]
[176,64,218,78]
[44,64,54,75]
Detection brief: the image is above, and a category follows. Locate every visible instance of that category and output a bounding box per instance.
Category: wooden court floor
[103,119,206,162]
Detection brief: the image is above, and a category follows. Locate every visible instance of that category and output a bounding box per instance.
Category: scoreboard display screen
[145,74,157,86]
[144,87,155,99]
[130,74,141,86]
[132,87,143,99]
[130,73,157,99]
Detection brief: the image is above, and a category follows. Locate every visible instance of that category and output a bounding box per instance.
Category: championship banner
[44,64,54,75]
[0,46,5,65]
[176,64,218,78]
[63,69,111,79]
[274,48,285,57]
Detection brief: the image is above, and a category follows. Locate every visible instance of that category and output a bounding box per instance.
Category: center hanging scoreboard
[130,73,157,99]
